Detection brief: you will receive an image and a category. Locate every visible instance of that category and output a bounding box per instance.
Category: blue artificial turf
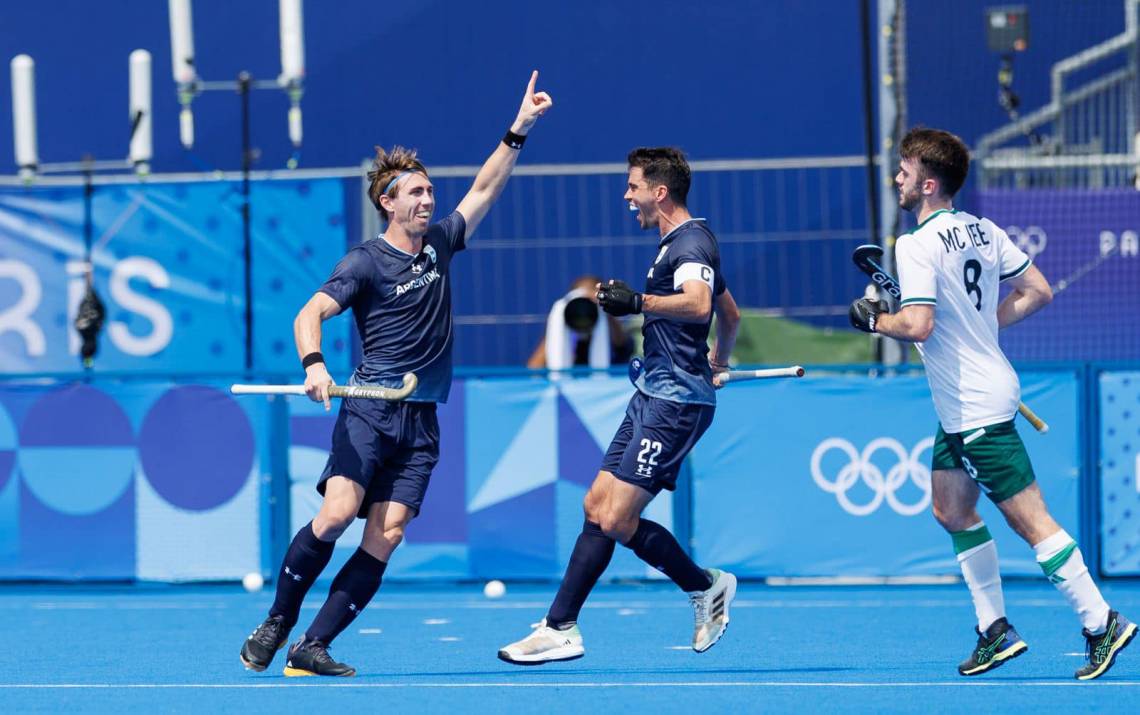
[0,580,1137,713]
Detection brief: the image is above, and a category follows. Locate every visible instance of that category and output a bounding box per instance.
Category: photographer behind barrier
[527,275,633,369]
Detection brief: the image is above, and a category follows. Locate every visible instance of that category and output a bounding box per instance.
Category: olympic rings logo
[810,437,935,516]
[1006,225,1048,259]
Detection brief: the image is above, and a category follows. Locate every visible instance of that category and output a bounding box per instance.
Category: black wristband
[301,351,325,369]
[502,130,527,150]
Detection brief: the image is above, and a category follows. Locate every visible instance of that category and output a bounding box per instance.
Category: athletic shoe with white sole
[690,568,736,652]
[1076,610,1137,680]
[957,617,1028,676]
[498,618,585,665]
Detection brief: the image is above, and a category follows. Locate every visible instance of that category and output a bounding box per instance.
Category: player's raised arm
[456,71,553,237]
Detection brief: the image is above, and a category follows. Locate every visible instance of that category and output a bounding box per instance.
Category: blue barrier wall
[690,371,1080,577]
[5,366,1135,582]
[1100,371,1140,576]
[0,380,265,580]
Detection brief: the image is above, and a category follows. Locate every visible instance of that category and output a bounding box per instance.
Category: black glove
[597,279,643,316]
[849,297,888,333]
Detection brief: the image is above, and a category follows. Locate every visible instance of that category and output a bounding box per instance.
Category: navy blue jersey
[635,219,726,406]
[318,211,466,402]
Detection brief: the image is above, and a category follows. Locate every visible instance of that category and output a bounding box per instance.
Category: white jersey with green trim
[894,208,1032,433]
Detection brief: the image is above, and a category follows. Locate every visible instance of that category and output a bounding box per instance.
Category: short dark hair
[627,147,691,207]
[366,145,429,223]
[899,128,970,198]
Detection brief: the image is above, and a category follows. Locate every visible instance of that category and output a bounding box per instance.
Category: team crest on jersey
[412,244,438,274]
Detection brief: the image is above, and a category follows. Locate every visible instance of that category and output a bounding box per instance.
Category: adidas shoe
[690,568,736,652]
[498,618,585,665]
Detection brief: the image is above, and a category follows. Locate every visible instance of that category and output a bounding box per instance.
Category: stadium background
[0,0,1137,587]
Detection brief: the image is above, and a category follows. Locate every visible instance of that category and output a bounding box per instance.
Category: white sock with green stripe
[1033,530,1109,634]
[952,522,1004,632]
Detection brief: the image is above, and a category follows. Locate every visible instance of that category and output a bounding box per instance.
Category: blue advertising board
[0,379,267,580]
[1099,371,1140,576]
[0,370,1090,582]
[690,371,1081,577]
[0,179,351,375]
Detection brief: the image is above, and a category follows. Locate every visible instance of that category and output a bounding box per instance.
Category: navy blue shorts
[601,391,715,495]
[318,398,439,517]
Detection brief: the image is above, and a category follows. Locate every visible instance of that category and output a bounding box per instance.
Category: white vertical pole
[169,0,197,149]
[11,54,38,179]
[168,0,196,84]
[279,0,305,148]
[129,49,153,174]
[279,0,305,84]
[878,0,907,366]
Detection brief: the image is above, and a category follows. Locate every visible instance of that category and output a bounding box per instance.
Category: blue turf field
[0,580,1137,713]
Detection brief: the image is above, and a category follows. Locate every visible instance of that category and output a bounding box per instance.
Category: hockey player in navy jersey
[239,72,552,677]
[499,147,743,665]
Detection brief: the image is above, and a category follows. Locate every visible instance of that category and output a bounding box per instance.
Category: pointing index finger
[527,70,538,97]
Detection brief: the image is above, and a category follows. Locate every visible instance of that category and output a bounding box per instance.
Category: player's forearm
[874,309,931,342]
[641,292,711,323]
[710,306,741,364]
[710,327,738,367]
[466,111,540,203]
[997,288,1051,328]
[468,142,522,205]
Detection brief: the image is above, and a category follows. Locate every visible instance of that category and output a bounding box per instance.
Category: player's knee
[931,500,954,528]
[381,524,405,550]
[582,491,604,523]
[598,513,637,542]
[314,503,358,540]
[313,514,352,541]
[931,501,975,532]
[362,523,404,559]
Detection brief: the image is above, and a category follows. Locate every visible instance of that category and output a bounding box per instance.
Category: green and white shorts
[931,419,1036,503]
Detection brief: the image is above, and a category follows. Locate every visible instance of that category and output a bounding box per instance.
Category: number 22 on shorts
[636,439,662,477]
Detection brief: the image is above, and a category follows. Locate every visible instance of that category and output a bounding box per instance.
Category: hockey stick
[231,373,418,401]
[720,366,806,383]
[852,244,1048,433]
